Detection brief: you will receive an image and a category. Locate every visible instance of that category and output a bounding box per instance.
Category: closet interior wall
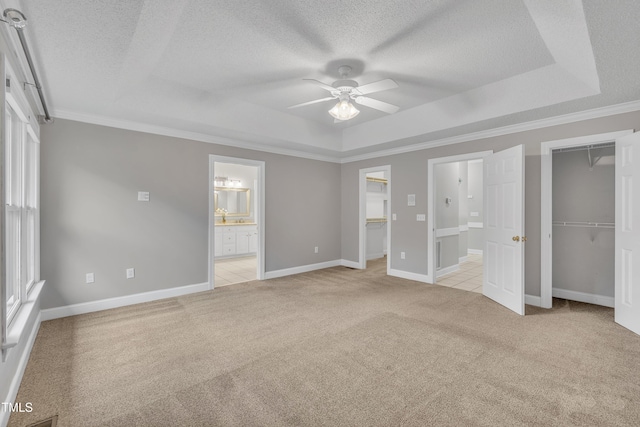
[552,146,615,301]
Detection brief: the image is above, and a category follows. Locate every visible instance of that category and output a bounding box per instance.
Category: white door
[615,132,640,335]
[483,145,525,315]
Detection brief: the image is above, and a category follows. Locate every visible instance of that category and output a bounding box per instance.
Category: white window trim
[2,55,42,360]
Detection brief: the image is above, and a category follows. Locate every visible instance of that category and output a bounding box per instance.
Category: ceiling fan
[288,65,400,122]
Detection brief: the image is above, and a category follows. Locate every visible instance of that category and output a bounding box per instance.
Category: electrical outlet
[314,246,319,253]
[416,214,426,221]
[126,268,135,279]
[392,213,397,221]
[401,252,406,259]
[86,273,95,284]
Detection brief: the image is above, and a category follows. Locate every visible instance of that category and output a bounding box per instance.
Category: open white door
[615,132,640,335]
[483,145,525,315]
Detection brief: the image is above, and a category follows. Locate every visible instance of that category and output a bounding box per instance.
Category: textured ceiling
[7,0,640,159]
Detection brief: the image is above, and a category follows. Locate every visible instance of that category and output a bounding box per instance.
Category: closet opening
[365,171,388,270]
[551,143,615,307]
[358,165,391,273]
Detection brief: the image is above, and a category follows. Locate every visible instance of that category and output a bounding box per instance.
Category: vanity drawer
[222,233,236,244]
[223,244,235,255]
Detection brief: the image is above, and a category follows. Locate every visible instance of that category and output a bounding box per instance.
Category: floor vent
[28,415,58,427]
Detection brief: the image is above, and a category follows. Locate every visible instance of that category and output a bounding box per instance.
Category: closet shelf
[366,217,387,224]
[366,177,387,184]
[552,221,614,228]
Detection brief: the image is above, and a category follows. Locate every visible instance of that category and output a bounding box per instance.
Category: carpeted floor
[10,259,640,426]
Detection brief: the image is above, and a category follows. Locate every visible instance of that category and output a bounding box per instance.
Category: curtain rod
[2,8,52,123]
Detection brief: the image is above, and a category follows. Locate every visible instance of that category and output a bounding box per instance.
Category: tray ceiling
[7,0,640,160]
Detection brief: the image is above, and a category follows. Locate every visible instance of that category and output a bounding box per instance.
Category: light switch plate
[408,194,416,206]
[86,273,95,284]
[126,268,135,279]
[470,212,479,217]
[392,213,397,221]
[416,214,426,221]
[138,191,150,202]
[400,252,406,259]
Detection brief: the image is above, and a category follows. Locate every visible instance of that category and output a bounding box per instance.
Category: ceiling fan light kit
[328,95,360,121]
[289,65,400,122]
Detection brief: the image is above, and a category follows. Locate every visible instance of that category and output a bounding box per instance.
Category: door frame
[208,155,266,290]
[358,165,391,271]
[539,130,633,308]
[427,151,492,284]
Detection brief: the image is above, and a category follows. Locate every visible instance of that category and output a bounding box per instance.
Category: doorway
[429,147,526,315]
[427,151,492,286]
[540,130,632,309]
[358,165,391,272]
[541,129,640,336]
[440,160,484,292]
[208,155,265,290]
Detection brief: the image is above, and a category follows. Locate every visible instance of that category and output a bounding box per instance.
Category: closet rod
[552,142,615,153]
[2,9,52,123]
[552,221,614,229]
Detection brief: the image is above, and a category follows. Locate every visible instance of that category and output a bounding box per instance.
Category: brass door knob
[512,236,520,242]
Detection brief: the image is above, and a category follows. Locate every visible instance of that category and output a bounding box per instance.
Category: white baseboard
[552,288,614,308]
[264,260,343,279]
[366,252,385,261]
[525,294,542,307]
[388,268,432,284]
[468,249,483,255]
[340,259,361,269]
[459,255,469,263]
[40,282,210,321]
[1,311,41,427]
[436,264,460,278]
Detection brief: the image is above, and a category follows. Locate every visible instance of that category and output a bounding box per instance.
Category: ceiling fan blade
[287,96,336,109]
[354,96,400,114]
[303,79,337,92]
[355,79,398,95]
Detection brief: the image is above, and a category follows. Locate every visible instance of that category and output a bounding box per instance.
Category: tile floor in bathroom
[214,255,257,287]
[435,253,483,293]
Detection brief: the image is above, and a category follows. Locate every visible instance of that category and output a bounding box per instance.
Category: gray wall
[467,160,484,251]
[435,163,460,269]
[552,148,615,297]
[40,119,341,309]
[340,110,640,297]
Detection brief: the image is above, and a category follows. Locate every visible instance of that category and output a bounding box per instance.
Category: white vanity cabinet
[215,224,258,257]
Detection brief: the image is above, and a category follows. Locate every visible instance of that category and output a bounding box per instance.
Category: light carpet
[9,259,640,426]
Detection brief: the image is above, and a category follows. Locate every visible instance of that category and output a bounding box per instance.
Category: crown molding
[52,99,640,166]
[52,109,343,163]
[339,99,640,163]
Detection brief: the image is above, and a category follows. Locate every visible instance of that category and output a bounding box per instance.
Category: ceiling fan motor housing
[332,79,358,91]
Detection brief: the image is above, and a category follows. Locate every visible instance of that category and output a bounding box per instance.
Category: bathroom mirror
[214,187,251,216]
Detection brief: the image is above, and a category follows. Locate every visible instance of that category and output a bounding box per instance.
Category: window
[4,79,40,327]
